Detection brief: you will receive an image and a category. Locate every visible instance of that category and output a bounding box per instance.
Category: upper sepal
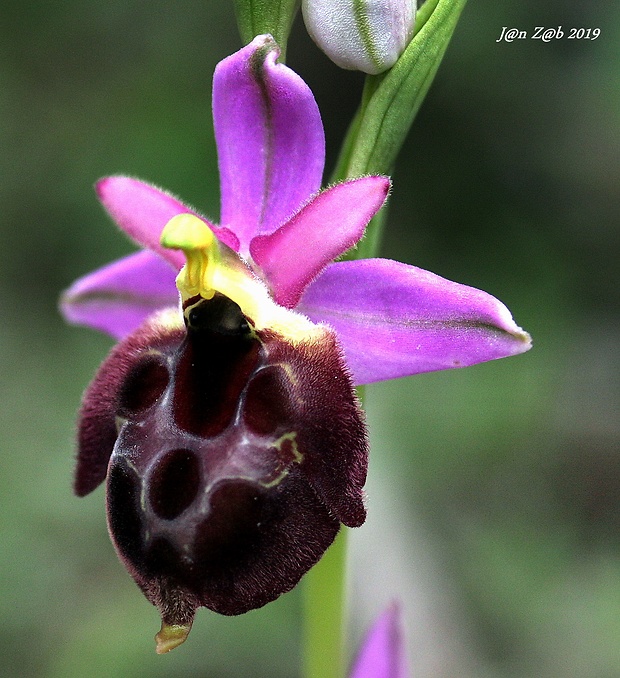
[213,35,325,255]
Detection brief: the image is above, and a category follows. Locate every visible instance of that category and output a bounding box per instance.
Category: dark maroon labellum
[76,294,368,630]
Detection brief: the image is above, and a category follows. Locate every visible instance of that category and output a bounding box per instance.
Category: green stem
[302,2,468,674]
[302,529,349,678]
[330,74,385,185]
[301,39,389,678]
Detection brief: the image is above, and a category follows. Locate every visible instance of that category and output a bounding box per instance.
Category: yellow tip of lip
[154,622,192,654]
[161,213,215,251]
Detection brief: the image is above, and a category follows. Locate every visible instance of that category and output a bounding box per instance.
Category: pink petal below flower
[350,604,408,678]
[250,177,390,308]
[213,35,325,254]
[60,250,180,339]
[96,176,239,264]
[297,259,532,385]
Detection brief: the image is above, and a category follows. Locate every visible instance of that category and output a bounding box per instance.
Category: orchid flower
[60,35,530,652]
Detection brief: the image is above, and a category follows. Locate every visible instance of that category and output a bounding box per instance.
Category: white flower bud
[302,0,416,75]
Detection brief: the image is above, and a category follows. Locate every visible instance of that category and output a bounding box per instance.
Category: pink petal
[60,250,180,339]
[213,35,325,255]
[297,259,532,385]
[250,177,390,308]
[350,604,408,678]
[96,176,239,264]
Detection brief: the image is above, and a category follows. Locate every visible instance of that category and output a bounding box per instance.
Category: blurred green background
[1,1,619,676]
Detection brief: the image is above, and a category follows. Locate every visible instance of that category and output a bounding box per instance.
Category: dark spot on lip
[243,365,293,435]
[106,461,144,564]
[149,448,202,521]
[193,480,267,574]
[118,356,169,417]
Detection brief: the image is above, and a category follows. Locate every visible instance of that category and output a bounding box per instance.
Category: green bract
[334,0,468,180]
[233,0,300,60]
[332,0,468,259]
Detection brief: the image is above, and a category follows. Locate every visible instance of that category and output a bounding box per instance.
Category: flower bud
[76,293,367,651]
[302,0,416,74]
